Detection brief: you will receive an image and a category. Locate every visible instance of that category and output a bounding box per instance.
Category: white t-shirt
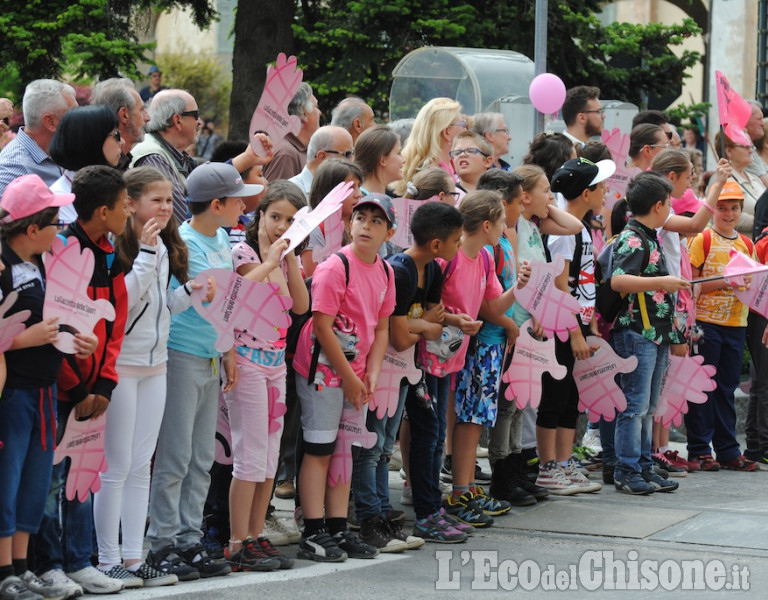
[547,223,595,326]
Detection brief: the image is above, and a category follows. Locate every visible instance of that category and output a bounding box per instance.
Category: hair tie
[406,181,419,196]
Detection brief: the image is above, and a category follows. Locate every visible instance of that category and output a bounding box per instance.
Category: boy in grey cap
[147,162,262,579]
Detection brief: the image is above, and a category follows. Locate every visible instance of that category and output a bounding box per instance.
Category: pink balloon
[528,73,566,114]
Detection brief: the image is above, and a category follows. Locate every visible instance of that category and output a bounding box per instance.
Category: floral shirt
[611,219,684,345]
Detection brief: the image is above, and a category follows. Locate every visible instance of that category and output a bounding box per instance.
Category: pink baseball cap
[671,188,704,215]
[0,174,75,223]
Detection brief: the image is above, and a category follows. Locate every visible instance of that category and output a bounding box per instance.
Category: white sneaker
[581,428,602,453]
[39,569,83,599]
[400,484,413,505]
[66,567,123,595]
[535,461,582,496]
[389,448,403,471]
[264,513,301,545]
[19,570,68,600]
[439,480,452,495]
[563,461,602,493]
[476,446,489,458]
[98,565,143,589]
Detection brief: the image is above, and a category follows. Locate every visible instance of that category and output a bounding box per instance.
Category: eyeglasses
[450,120,467,128]
[180,110,200,120]
[449,147,489,158]
[323,149,355,159]
[582,108,605,115]
[44,220,68,230]
[648,143,671,149]
[665,131,674,140]
[108,129,121,142]
[494,128,510,134]
[445,191,461,198]
[733,144,753,150]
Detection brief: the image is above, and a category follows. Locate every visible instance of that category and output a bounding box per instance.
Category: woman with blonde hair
[395,98,465,195]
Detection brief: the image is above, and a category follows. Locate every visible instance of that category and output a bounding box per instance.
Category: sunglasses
[108,129,121,142]
[180,110,200,120]
[450,119,468,128]
[323,149,355,159]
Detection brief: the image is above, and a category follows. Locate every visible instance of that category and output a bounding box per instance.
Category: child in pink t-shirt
[293,196,397,562]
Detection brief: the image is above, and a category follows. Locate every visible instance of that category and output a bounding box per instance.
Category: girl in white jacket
[93,167,211,587]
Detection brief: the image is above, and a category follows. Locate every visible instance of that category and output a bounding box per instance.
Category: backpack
[594,225,650,324]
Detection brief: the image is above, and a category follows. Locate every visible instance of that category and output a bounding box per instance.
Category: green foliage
[666,101,712,127]
[156,50,231,126]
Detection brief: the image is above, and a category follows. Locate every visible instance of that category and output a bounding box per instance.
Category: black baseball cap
[551,157,616,200]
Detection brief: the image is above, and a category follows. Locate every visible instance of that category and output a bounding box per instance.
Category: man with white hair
[330,97,374,144]
[744,100,768,188]
[0,79,77,195]
[263,82,321,181]
[90,78,150,170]
[288,125,354,200]
[471,112,512,170]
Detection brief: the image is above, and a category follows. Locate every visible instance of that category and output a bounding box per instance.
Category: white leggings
[93,371,166,565]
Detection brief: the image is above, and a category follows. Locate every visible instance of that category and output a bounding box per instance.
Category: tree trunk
[228,0,295,140]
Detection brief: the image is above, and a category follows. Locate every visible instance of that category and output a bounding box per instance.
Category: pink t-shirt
[293,245,396,385]
[436,247,503,373]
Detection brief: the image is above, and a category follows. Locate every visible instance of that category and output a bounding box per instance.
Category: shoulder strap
[739,233,754,255]
[480,247,491,277]
[702,228,712,264]
[568,228,583,294]
[442,256,457,283]
[309,252,350,383]
[625,224,652,331]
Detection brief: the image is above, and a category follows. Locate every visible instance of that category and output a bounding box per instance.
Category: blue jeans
[34,400,95,573]
[405,374,449,520]
[612,329,668,479]
[684,322,745,462]
[352,386,406,521]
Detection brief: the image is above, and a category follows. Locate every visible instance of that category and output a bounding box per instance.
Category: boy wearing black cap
[534,157,615,495]
[146,162,262,579]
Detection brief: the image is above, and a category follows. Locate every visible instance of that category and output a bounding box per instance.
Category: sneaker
[359,515,408,553]
[438,508,475,535]
[476,446,489,458]
[384,517,425,549]
[412,512,468,544]
[146,545,200,582]
[571,446,602,471]
[744,451,768,471]
[66,567,124,595]
[388,509,406,523]
[535,461,581,496]
[0,575,43,600]
[389,447,403,471]
[668,426,687,443]
[332,529,379,559]
[614,473,655,495]
[400,484,413,505]
[443,492,494,528]
[652,452,686,477]
[347,513,361,531]
[399,468,407,480]
[642,469,679,492]
[19,571,68,600]
[471,486,512,516]
[97,565,142,590]
[263,513,301,545]
[581,428,602,453]
[38,569,83,599]
[224,539,280,572]
[525,456,540,482]
[439,456,453,482]
[563,461,602,493]
[663,449,700,472]
[690,454,721,471]
[297,529,347,563]
[274,480,296,499]
[474,463,492,483]
[129,564,178,588]
[255,537,295,569]
[178,543,231,578]
[439,480,453,495]
[719,455,758,472]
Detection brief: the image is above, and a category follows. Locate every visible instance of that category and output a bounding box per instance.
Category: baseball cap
[718,179,744,202]
[672,188,705,215]
[186,162,264,203]
[551,157,616,200]
[0,174,75,223]
[148,66,161,75]
[353,193,397,227]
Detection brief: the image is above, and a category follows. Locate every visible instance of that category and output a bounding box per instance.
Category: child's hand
[505,322,520,346]
[659,276,691,293]
[221,349,239,393]
[75,393,109,420]
[670,343,688,357]
[264,238,289,269]
[713,158,732,183]
[188,276,216,303]
[28,317,60,347]
[530,316,545,338]
[517,260,531,288]
[73,332,98,359]
[250,133,274,164]
[140,217,162,247]
[423,303,444,324]
[454,313,482,336]
[570,334,591,361]
[343,374,368,410]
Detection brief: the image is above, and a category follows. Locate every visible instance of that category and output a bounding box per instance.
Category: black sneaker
[146,545,200,582]
[297,529,347,563]
[359,515,407,553]
[255,537,295,569]
[332,529,380,559]
[179,543,231,578]
[642,469,679,493]
[224,540,280,572]
[474,462,492,483]
[440,456,453,482]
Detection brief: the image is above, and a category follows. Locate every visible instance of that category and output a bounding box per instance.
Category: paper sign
[369,345,422,419]
[574,336,637,422]
[654,354,716,428]
[249,53,304,156]
[601,128,641,207]
[215,390,233,465]
[190,269,293,353]
[43,236,116,354]
[723,249,768,318]
[0,292,31,353]
[327,404,377,487]
[311,208,344,264]
[502,320,566,409]
[280,180,352,259]
[513,256,580,342]
[389,197,437,249]
[53,411,108,502]
[715,71,752,146]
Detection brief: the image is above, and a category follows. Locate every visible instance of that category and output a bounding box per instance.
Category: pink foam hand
[43,236,116,354]
[0,292,31,353]
[715,71,752,146]
[311,208,344,264]
[327,404,377,487]
[722,250,768,317]
[191,269,293,353]
[267,385,287,434]
[389,197,437,249]
[654,354,716,428]
[369,345,422,419]
[601,128,641,208]
[501,320,566,409]
[215,390,233,465]
[53,411,108,502]
[249,53,304,156]
[280,180,353,259]
[513,256,580,341]
[574,336,637,422]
